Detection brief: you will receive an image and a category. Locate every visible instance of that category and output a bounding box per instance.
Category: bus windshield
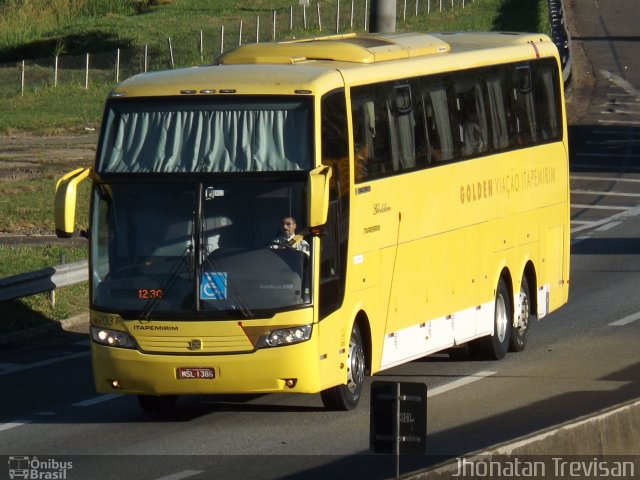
[97,96,312,173]
[91,178,312,318]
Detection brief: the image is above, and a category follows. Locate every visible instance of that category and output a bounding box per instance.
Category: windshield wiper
[140,245,192,320]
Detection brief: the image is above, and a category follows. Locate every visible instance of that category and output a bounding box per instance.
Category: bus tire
[320,323,366,411]
[138,394,177,414]
[510,276,533,352]
[473,278,511,360]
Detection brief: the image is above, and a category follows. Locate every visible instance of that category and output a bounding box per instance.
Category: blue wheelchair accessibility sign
[201,272,227,300]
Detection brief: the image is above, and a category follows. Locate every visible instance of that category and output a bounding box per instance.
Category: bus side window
[351,96,376,182]
[388,82,417,172]
[511,64,536,146]
[371,86,393,176]
[420,81,454,163]
[455,79,490,159]
[486,68,510,151]
[411,79,431,168]
[321,89,350,196]
[320,90,350,318]
[531,61,561,141]
[351,85,392,181]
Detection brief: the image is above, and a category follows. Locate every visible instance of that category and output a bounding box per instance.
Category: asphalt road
[1,2,640,480]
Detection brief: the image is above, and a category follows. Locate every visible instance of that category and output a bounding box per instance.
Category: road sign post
[370,381,428,477]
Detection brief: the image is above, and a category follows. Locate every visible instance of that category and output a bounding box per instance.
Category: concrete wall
[407,398,640,479]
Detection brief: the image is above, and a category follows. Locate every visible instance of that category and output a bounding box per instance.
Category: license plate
[176,367,215,380]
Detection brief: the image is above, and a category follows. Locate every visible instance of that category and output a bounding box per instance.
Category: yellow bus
[55,32,570,412]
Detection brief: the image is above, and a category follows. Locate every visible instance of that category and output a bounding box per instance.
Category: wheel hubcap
[346,334,365,394]
[517,289,530,332]
[495,294,508,342]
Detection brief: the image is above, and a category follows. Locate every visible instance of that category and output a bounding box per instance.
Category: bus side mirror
[54,167,92,238]
[308,165,332,228]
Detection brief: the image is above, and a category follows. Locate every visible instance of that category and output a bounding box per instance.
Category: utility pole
[369,0,396,32]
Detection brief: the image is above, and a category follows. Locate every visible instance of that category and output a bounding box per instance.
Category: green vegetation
[0,164,91,234]
[0,83,109,135]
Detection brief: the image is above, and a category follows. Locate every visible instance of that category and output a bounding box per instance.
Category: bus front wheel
[320,323,366,411]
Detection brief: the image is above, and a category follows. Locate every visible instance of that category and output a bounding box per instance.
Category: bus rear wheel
[138,394,177,414]
[320,323,366,411]
[510,276,533,352]
[472,278,511,360]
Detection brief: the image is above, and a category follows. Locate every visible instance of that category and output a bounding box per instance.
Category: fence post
[239,20,243,46]
[351,0,355,28]
[256,16,260,43]
[116,48,120,83]
[85,53,89,90]
[317,2,322,31]
[220,25,225,54]
[21,60,25,96]
[273,10,277,41]
[364,0,369,31]
[54,55,58,87]
[200,30,204,62]
[168,37,175,68]
[144,44,148,73]
[290,6,293,31]
[303,4,307,29]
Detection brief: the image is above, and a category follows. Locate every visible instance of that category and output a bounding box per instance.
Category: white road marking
[595,221,622,232]
[155,471,204,480]
[574,151,640,159]
[572,175,640,183]
[610,312,640,326]
[571,206,640,234]
[598,119,640,126]
[0,362,20,372]
[571,163,640,172]
[571,204,629,211]
[0,420,32,432]
[73,393,124,407]
[0,351,89,377]
[571,190,640,197]
[600,70,640,98]
[427,371,497,398]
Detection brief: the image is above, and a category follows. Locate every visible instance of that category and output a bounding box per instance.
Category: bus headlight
[257,325,312,348]
[91,326,135,349]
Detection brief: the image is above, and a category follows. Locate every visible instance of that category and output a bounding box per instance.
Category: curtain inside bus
[98,98,312,173]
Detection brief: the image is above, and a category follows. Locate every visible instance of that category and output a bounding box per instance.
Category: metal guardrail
[0,260,88,303]
[549,0,573,91]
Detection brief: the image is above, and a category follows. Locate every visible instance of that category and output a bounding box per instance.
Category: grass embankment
[0,0,551,333]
